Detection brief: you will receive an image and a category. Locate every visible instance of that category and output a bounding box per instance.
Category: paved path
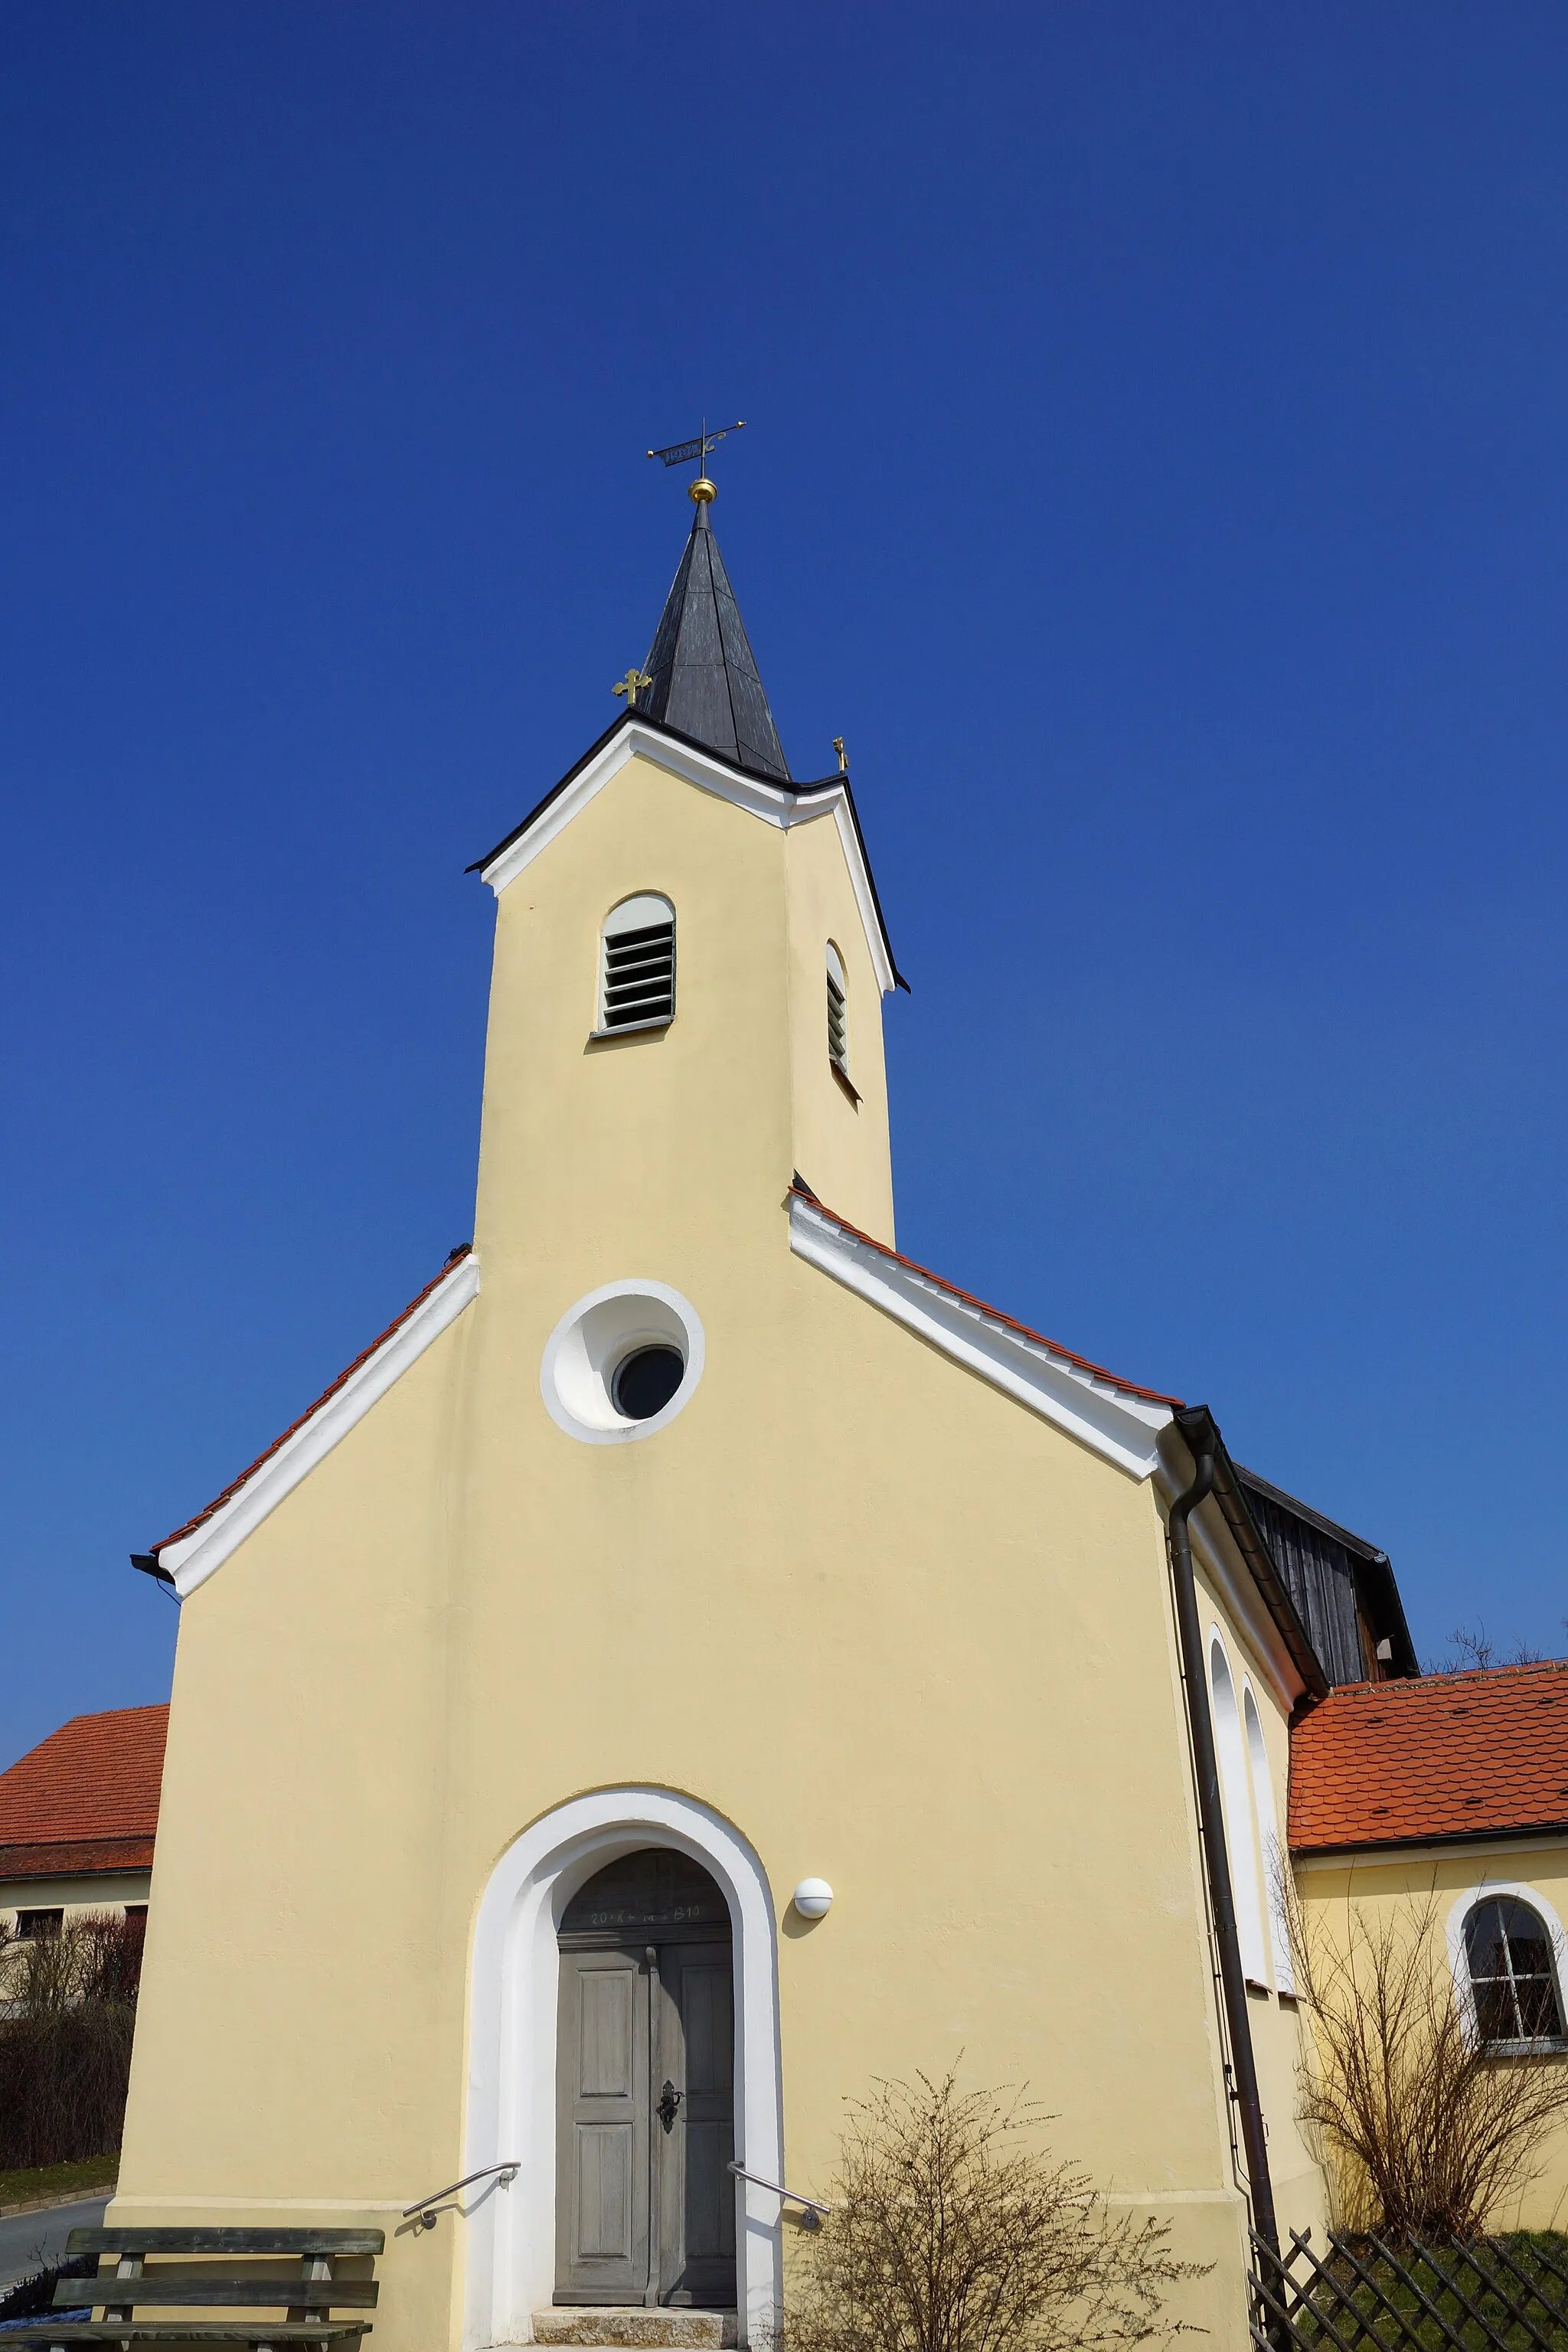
[0,2197,109,2289]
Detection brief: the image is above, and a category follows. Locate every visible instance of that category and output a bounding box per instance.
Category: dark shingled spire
[642,500,791,782]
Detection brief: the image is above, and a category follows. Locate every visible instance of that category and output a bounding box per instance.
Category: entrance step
[533,2314,737,2350]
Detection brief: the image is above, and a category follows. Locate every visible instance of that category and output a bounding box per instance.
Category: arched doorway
[554,1847,737,2314]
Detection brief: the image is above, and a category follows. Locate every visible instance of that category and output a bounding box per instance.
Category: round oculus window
[612,1344,685,1421]
[540,1281,705,1446]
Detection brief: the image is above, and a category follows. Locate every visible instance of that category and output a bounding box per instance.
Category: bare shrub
[1421,1622,1568,1674]
[780,2068,1205,2352]
[0,1909,145,2168]
[1287,1884,1568,2237]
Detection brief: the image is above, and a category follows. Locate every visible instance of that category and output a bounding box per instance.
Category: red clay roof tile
[0,1838,155,1882]
[1289,1662,1568,1854]
[0,1707,167,1867]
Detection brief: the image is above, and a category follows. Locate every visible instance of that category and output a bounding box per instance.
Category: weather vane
[647,417,746,505]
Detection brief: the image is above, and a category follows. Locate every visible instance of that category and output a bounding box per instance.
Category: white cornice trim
[1294,1831,1568,1873]
[159,1253,481,1600]
[787,1195,1171,1478]
[479,723,897,995]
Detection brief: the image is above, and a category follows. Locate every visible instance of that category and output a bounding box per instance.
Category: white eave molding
[788,1194,1171,1479]
[158,1252,481,1599]
[479,721,898,997]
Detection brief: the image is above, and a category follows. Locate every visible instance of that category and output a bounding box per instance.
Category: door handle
[656,2079,683,2134]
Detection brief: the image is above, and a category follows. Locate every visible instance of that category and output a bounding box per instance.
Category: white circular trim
[540,1279,705,1445]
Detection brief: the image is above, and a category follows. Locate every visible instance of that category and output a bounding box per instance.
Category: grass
[0,2151,118,2210]
[1286,2233,1568,2352]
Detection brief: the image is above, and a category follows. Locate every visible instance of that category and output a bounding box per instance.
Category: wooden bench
[2,2227,383,2350]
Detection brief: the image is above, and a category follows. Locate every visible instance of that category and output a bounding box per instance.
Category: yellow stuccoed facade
[115,738,1331,2352]
[1295,1844,1568,2233]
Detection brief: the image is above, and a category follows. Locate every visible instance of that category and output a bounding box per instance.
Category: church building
[116,460,1448,2352]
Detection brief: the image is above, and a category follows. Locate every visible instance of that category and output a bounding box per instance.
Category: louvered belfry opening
[826,942,848,1073]
[602,893,676,1031]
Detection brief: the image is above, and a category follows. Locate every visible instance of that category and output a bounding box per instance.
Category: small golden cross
[833,737,848,774]
[614,668,654,709]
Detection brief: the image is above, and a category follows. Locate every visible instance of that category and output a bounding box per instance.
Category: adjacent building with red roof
[1290,1661,1568,2225]
[0,1704,168,1940]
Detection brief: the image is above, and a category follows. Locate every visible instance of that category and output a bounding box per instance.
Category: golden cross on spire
[614,668,653,710]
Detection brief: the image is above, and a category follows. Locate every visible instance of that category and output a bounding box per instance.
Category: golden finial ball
[688,475,717,505]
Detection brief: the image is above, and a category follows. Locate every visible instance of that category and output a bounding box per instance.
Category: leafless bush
[779,2068,1205,2352]
[0,1909,145,2168]
[1287,1883,1568,2236]
[1422,1621,1568,1674]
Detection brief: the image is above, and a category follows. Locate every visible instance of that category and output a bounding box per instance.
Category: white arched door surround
[1208,1632,1269,1986]
[464,1788,782,2351]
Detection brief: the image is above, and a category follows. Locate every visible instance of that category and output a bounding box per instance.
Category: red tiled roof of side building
[151,1246,472,1555]
[0,1706,168,1854]
[791,1188,1184,1409]
[1289,1661,1568,1855]
[0,1839,156,1881]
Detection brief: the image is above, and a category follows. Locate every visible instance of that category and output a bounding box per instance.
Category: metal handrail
[726,2161,831,2220]
[404,2161,520,2226]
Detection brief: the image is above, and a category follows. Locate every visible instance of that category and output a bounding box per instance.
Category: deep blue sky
[5,5,1567,1767]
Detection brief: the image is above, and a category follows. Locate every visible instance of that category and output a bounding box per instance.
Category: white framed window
[1209,1632,1269,1986]
[826,942,849,1076]
[1243,1681,1295,1994]
[1447,1885,1568,2053]
[599,894,675,1033]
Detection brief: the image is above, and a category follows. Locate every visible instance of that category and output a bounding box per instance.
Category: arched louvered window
[1209,1634,1269,1985]
[601,894,675,1032]
[1464,1897,1566,2049]
[826,942,849,1076]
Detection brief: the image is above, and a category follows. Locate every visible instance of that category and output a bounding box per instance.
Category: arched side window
[1462,1896,1566,2050]
[601,893,675,1032]
[1243,1682,1295,1994]
[826,942,849,1076]
[1209,1633,1269,1985]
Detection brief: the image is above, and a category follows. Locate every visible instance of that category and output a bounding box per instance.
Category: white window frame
[1242,1680,1295,1994]
[1446,1880,1568,2055]
[826,940,849,1076]
[597,891,676,1037]
[1208,1628,1269,1986]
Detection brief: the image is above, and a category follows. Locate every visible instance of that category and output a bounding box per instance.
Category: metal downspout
[1167,1432,1281,2262]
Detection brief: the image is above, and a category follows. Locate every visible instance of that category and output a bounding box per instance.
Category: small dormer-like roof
[641,496,791,782]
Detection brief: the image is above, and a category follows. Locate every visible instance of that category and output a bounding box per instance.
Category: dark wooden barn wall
[1240,1485,1367,1688]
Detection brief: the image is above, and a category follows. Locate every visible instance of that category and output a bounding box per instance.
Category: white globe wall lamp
[792,1878,833,1920]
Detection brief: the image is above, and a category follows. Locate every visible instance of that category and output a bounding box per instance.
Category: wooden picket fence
[1250,2227,1568,2352]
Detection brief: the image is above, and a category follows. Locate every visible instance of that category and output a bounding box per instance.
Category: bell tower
[468,466,903,1310]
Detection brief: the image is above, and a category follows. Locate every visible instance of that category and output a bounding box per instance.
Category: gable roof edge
[787,1190,1175,1478]
[154,1250,479,1599]
[1155,1409,1331,1704]
[471,714,906,995]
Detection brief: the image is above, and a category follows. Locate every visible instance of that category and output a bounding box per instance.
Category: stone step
[531,2312,737,2350]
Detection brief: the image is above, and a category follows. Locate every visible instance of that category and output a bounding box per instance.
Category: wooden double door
[554,1850,737,2311]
